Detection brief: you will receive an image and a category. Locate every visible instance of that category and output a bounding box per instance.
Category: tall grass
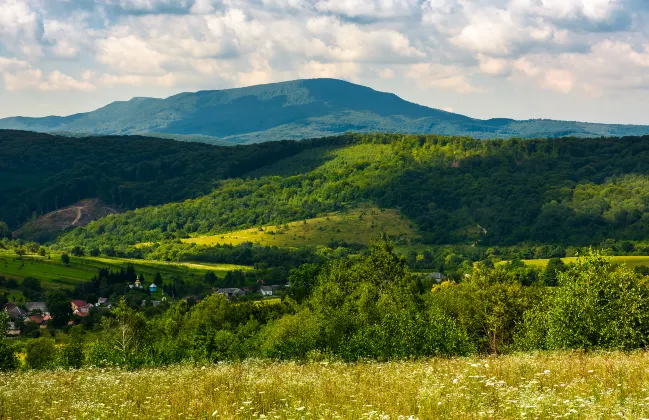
[2,352,649,419]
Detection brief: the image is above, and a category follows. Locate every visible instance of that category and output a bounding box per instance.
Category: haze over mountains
[2,78,648,144]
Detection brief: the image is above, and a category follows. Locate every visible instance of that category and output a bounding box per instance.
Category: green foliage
[542,258,567,286]
[286,263,321,303]
[0,340,18,372]
[54,134,649,253]
[26,338,58,369]
[516,251,649,350]
[61,253,70,265]
[0,221,10,240]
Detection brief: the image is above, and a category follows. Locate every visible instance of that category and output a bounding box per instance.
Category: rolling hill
[1,79,648,143]
[53,133,649,253]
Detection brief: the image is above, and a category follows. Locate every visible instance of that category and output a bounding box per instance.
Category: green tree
[518,251,649,350]
[46,290,72,328]
[542,258,566,286]
[0,318,18,372]
[61,253,70,265]
[287,263,321,303]
[203,271,217,286]
[0,221,10,240]
[26,338,57,369]
[61,325,85,368]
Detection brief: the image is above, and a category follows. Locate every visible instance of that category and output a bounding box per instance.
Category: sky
[1,0,649,124]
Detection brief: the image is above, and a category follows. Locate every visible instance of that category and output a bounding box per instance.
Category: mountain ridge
[1,78,648,143]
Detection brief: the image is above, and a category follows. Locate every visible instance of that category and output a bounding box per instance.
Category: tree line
[3,240,648,371]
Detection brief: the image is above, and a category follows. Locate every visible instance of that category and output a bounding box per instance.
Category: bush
[26,338,57,369]
[0,341,18,371]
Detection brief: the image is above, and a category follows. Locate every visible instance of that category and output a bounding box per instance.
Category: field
[519,255,649,269]
[0,251,251,289]
[2,352,649,418]
[182,207,418,248]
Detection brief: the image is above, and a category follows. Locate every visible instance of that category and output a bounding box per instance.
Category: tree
[21,277,43,301]
[26,338,57,369]
[99,297,148,365]
[61,325,85,368]
[46,290,72,328]
[0,221,10,240]
[287,263,321,303]
[0,316,18,371]
[542,258,566,286]
[61,253,70,265]
[204,271,217,286]
[154,272,163,285]
[518,251,649,351]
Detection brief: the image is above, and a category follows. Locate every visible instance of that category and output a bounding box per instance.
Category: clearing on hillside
[0,251,250,288]
[181,207,418,248]
[13,198,119,243]
[509,255,649,269]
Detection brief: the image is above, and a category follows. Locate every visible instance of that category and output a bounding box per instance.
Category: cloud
[1,0,649,117]
[0,57,95,91]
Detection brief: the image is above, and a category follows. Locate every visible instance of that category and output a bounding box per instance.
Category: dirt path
[71,207,83,225]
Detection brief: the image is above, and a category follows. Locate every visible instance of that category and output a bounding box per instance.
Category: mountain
[1,79,648,143]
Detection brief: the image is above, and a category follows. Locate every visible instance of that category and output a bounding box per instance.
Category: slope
[0,130,341,229]
[1,79,647,143]
[54,133,649,252]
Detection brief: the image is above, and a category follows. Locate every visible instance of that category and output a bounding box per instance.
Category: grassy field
[2,352,649,418]
[182,207,418,248]
[518,255,649,269]
[0,251,251,288]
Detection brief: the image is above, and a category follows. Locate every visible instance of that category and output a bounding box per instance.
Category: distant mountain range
[2,78,648,144]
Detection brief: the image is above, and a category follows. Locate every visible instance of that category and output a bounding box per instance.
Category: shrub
[26,338,57,369]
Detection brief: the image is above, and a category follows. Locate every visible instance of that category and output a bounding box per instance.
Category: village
[3,274,288,337]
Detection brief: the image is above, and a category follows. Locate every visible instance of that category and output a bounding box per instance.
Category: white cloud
[315,0,420,19]
[0,57,95,91]
[407,63,481,93]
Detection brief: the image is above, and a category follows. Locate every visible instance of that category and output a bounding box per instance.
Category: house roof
[25,302,48,312]
[260,286,272,291]
[71,300,87,307]
[98,297,109,304]
[27,315,44,324]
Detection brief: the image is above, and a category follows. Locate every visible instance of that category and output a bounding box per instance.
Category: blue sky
[1,0,649,124]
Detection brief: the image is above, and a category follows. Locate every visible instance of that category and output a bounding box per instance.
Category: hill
[13,199,119,243]
[54,133,649,252]
[1,79,648,143]
[0,130,339,229]
[181,207,417,248]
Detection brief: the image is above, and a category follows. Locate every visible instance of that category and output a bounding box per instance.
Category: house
[149,283,157,293]
[271,285,285,295]
[5,321,20,336]
[70,300,87,312]
[215,288,245,299]
[25,302,48,314]
[260,286,273,296]
[25,315,48,328]
[3,303,26,319]
[71,300,93,316]
[97,297,111,308]
[425,272,447,282]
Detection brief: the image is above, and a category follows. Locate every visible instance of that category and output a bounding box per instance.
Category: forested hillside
[54,133,649,251]
[0,130,345,228]
[1,79,647,143]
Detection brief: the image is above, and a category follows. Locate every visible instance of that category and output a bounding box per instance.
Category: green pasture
[0,251,251,289]
[516,255,649,269]
[182,207,417,248]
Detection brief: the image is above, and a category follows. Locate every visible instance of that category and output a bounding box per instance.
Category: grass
[182,207,418,248]
[518,255,649,269]
[0,251,251,289]
[2,352,649,418]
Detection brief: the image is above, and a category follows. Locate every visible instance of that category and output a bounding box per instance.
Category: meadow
[519,256,649,269]
[2,352,649,419]
[181,207,417,248]
[0,251,250,289]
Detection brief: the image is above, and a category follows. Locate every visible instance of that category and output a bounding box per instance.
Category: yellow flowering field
[2,352,649,419]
